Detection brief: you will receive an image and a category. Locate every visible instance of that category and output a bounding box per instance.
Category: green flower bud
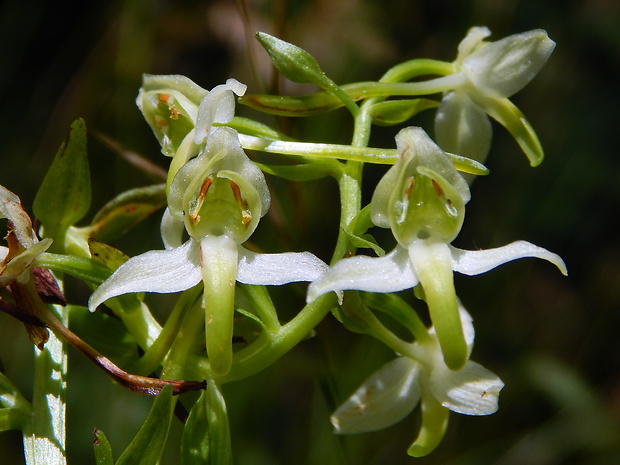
[255,32,327,87]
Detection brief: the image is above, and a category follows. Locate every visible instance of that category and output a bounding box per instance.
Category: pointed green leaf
[88,239,130,271]
[181,391,210,465]
[205,380,232,465]
[86,184,166,243]
[33,118,91,250]
[344,204,385,256]
[341,228,384,256]
[93,428,114,465]
[0,371,31,432]
[116,384,174,465]
[368,99,439,126]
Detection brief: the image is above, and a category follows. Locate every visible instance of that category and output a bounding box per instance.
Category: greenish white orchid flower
[331,303,503,457]
[307,127,567,370]
[434,27,555,167]
[138,75,248,199]
[137,74,246,157]
[89,126,329,376]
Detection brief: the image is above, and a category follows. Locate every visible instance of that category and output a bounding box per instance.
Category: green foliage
[86,184,166,243]
[115,384,174,465]
[181,391,210,465]
[33,119,91,251]
[93,428,114,465]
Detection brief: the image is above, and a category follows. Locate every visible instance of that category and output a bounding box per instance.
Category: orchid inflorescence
[1,27,566,462]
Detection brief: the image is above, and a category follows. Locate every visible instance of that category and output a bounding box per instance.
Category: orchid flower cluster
[0,27,567,463]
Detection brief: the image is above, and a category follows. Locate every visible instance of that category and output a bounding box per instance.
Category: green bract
[434,27,555,166]
[308,127,567,370]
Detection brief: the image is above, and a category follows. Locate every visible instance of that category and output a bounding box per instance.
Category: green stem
[23,302,67,465]
[379,58,455,83]
[128,284,203,375]
[195,293,337,383]
[161,297,206,381]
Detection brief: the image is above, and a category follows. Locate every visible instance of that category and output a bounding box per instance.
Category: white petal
[434,90,492,166]
[237,247,328,285]
[331,357,421,434]
[429,360,504,415]
[462,29,555,99]
[194,80,247,145]
[455,27,491,61]
[88,239,202,311]
[306,246,418,303]
[225,78,247,97]
[457,299,475,349]
[160,207,185,249]
[450,240,567,276]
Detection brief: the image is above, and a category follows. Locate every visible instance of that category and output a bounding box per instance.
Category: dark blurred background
[1,0,619,464]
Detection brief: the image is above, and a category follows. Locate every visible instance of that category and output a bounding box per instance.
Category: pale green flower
[434,27,555,166]
[137,75,246,157]
[332,304,503,457]
[308,127,567,370]
[90,119,327,377]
